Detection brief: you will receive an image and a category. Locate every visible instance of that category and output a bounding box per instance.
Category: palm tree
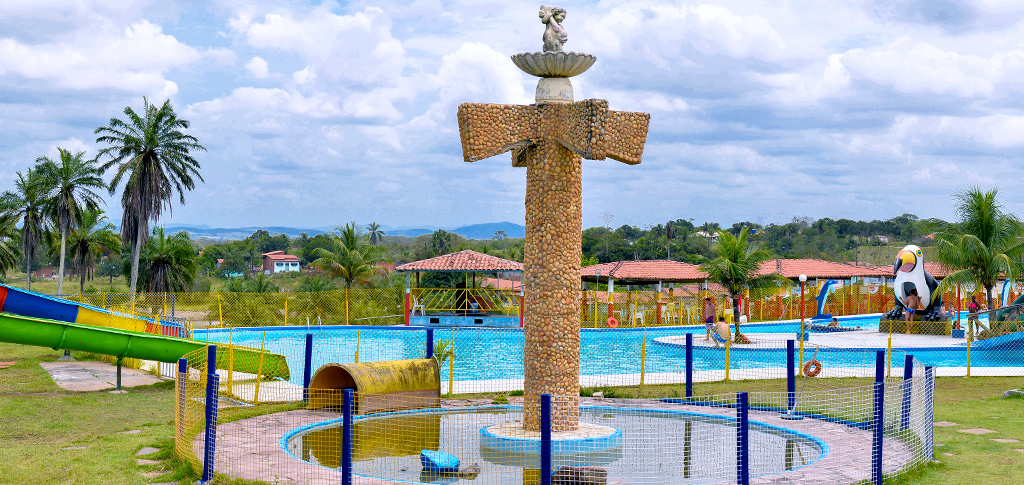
[310,222,387,289]
[67,209,120,294]
[700,227,780,341]
[933,187,1024,312]
[94,98,205,305]
[366,222,385,246]
[140,227,198,293]
[0,213,22,276]
[37,149,107,296]
[0,169,49,290]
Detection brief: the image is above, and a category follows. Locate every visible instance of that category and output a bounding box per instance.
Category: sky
[2,0,1024,231]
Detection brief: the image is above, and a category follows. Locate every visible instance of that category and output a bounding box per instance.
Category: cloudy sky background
[2,0,1024,231]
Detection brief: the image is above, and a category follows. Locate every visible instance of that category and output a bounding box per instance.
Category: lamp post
[799,274,807,375]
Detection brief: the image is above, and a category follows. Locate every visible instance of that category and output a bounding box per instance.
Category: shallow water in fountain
[285,406,823,484]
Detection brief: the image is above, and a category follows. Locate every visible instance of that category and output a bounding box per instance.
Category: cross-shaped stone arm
[457,99,650,166]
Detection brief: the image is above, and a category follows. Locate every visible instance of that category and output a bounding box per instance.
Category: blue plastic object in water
[421,449,460,474]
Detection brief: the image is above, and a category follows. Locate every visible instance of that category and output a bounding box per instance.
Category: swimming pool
[195,313,1014,386]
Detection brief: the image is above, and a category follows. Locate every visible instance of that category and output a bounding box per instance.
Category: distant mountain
[158,221,525,241]
[451,222,525,240]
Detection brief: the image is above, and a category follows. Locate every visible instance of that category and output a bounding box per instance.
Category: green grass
[1,340,1022,484]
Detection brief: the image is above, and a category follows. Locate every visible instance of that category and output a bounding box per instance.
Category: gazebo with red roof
[396,250,524,327]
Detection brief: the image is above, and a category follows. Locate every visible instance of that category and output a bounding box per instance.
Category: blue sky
[2,0,1024,231]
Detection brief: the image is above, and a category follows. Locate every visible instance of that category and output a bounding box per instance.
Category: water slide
[0,285,289,379]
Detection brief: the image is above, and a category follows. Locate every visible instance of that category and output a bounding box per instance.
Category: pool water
[284,406,823,484]
[198,314,1012,386]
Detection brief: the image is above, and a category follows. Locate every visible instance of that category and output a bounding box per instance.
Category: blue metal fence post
[685,333,693,399]
[871,380,885,485]
[302,334,314,403]
[426,328,435,360]
[737,392,749,485]
[540,394,552,485]
[207,344,217,377]
[875,350,885,384]
[342,389,353,485]
[901,354,914,431]
[787,339,796,411]
[201,356,220,484]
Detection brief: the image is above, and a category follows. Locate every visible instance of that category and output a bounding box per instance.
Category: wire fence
[174,338,936,484]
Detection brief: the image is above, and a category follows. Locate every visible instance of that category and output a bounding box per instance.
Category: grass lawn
[1,339,1022,484]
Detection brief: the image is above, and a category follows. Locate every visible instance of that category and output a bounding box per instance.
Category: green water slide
[996,293,1024,322]
[0,312,290,379]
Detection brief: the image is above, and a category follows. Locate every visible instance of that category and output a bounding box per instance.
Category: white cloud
[187,87,341,119]
[292,66,315,84]
[245,56,269,78]
[0,20,225,98]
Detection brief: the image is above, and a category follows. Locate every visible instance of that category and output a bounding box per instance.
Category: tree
[37,148,107,295]
[139,227,198,293]
[0,169,49,290]
[310,222,387,289]
[0,213,22,277]
[933,187,1024,313]
[94,98,205,305]
[700,227,779,341]
[366,222,385,246]
[430,229,454,256]
[67,209,120,294]
[97,254,122,283]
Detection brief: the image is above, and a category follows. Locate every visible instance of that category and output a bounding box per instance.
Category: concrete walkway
[658,329,968,350]
[40,361,167,392]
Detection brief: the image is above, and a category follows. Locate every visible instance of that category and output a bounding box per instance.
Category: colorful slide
[0,285,289,379]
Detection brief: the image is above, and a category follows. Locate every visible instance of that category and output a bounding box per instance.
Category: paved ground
[40,360,167,392]
[197,397,921,485]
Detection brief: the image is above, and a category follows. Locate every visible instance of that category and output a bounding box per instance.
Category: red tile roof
[757,259,889,279]
[581,260,706,283]
[923,262,953,278]
[264,253,300,262]
[396,250,523,272]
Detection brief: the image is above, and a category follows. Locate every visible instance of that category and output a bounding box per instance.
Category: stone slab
[933,421,959,427]
[117,430,142,435]
[136,459,163,466]
[991,438,1020,443]
[1015,449,1024,453]
[136,447,161,456]
[39,361,165,392]
[958,428,997,435]
[0,361,16,369]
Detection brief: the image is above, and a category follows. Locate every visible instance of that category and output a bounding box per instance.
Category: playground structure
[0,284,291,384]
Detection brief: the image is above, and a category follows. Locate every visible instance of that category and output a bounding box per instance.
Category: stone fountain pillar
[457,6,650,432]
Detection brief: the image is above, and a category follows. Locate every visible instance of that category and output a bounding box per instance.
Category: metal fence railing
[175,338,936,484]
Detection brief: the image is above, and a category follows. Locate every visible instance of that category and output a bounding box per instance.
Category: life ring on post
[802,359,823,377]
[607,317,619,328]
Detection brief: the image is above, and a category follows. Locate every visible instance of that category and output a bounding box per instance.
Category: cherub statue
[540,5,568,52]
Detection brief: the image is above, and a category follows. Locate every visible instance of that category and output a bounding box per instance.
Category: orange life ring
[607,317,619,328]
[803,359,822,377]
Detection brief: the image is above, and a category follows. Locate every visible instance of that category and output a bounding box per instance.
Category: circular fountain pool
[283,405,826,484]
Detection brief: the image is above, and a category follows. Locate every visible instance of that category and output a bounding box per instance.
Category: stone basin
[511,51,596,78]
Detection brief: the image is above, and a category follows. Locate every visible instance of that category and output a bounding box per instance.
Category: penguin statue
[885,244,946,321]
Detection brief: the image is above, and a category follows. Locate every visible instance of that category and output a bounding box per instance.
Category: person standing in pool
[702,297,715,341]
[904,288,922,334]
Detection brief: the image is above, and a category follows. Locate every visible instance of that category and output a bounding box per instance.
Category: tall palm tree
[67,209,120,294]
[37,149,107,296]
[140,227,198,293]
[366,222,385,246]
[94,98,205,305]
[0,213,22,276]
[310,222,386,289]
[933,187,1024,311]
[0,169,49,290]
[700,227,780,340]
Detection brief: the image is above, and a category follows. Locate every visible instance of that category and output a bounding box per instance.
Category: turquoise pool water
[196,314,1015,385]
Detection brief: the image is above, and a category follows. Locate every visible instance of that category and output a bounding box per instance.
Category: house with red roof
[262,251,300,273]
